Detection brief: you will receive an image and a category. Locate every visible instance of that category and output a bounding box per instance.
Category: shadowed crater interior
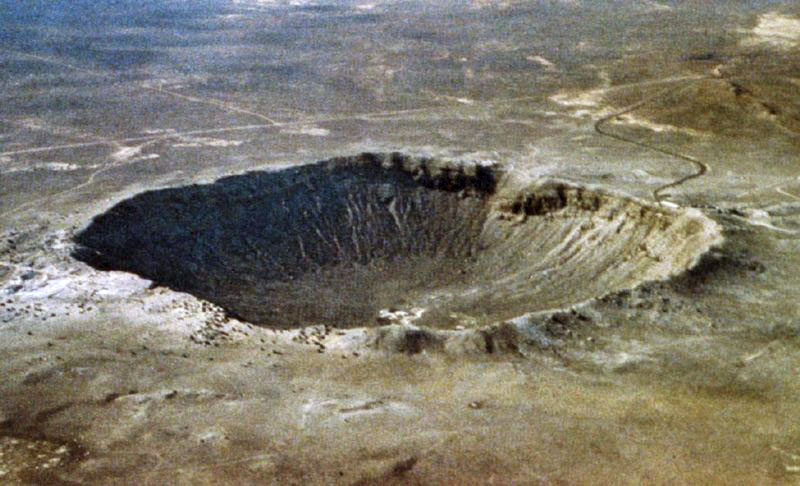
[73,152,720,329]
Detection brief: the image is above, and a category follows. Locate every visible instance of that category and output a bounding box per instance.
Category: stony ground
[1,1,800,484]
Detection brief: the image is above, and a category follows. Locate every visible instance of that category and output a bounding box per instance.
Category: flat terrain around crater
[1,1,800,484]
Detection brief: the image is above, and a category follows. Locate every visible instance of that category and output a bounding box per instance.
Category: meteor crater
[73,153,720,329]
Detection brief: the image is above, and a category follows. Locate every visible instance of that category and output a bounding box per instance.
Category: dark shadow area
[73,153,499,328]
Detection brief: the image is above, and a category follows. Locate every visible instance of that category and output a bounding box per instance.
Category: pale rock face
[280,126,330,137]
[744,12,800,48]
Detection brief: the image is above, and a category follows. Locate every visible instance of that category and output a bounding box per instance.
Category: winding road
[593,77,711,204]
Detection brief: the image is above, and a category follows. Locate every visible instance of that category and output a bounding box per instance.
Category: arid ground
[1,1,800,484]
